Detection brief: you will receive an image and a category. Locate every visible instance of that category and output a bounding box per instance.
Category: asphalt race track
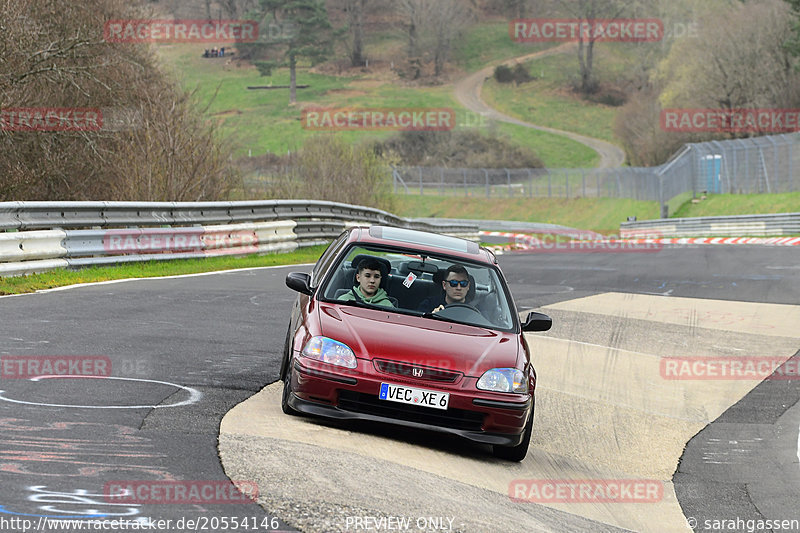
[1,245,799,533]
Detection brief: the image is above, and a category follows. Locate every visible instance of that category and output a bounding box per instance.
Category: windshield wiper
[419,311,464,325]
[331,299,386,311]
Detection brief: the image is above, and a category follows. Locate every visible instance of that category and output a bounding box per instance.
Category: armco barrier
[0,230,67,262]
[0,201,478,277]
[621,212,800,237]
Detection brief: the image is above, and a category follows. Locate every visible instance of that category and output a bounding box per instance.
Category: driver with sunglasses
[418,264,472,314]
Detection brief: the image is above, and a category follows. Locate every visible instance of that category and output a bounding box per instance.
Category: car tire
[281,360,299,416]
[279,321,293,381]
[492,405,533,462]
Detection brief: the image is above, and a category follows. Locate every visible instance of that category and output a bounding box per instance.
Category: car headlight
[477,368,527,393]
[301,336,357,369]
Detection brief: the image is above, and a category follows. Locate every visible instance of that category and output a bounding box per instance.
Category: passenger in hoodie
[338,258,395,308]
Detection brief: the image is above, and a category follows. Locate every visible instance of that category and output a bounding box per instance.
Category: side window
[311,232,348,287]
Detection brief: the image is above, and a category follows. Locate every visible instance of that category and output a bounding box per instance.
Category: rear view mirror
[522,312,552,332]
[286,272,313,296]
[406,260,438,274]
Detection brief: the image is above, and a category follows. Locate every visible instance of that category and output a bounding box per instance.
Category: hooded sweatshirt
[338,286,394,308]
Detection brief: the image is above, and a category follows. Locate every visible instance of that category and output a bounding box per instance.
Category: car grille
[337,390,485,432]
[373,360,461,383]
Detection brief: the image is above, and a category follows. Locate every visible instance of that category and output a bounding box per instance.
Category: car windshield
[320,245,516,331]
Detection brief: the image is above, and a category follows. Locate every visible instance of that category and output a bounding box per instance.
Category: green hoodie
[338,286,394,308]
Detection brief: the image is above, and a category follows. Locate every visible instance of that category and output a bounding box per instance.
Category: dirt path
[453,42,626,169]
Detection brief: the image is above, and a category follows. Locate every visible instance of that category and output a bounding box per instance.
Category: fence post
[597,172,601,197]
[769,136,779,192]
[659,172,667,219]
[742,140,752,193]
[419,167,423,195]
[527,169,532,198]
[791,137,795,192]
[440,167,444,195]
[547,169,552,197]
[463,169,468,197]
[484,169,490,198]
[581,169,586,198]
[565,170,570,199]
[505,168,511,197]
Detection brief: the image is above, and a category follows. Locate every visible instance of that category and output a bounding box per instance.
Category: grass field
[672,192,800,218]
[391,191,800,231]
[481,46,627,145]
[453,22,554,72]
[155,21,611,168]
[392,195,660,232]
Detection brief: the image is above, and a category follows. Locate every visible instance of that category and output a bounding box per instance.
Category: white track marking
[0,375,202,409]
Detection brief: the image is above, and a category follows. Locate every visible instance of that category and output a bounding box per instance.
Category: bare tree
[0,0,238,201]
[550,0,645,93]
[396,0,474,78]
[397,0,431,63]
[218,0,260,19]
[655,0,800,112]
[343,0,367,67]
[429,0,474,77]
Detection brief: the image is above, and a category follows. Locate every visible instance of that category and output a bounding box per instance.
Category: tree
[554,0,633,93]
[397,0,430,65]
[505,0,528,18]
[0,0,237,201]
[244,0,339,105]
[217,0,259,19]
[429,0,474,77]
[785,0,800,63]
[655,0,799,113]
[343,0,367,67]
[396,0,474,79]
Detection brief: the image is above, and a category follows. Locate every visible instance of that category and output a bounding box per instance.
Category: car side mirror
[522,311,552,332]
[286,272,313,296]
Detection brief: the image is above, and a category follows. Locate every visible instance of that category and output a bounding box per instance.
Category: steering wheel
[444,302,481,313]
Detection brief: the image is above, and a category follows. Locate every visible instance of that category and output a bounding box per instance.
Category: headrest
[351,254,391,276]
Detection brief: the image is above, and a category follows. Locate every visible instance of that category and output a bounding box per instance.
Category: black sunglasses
[446,279,469,287]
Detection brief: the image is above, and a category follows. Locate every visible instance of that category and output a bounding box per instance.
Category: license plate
[379,383,449,410]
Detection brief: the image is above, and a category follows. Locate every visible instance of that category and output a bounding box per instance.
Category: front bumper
[289,359,532,447]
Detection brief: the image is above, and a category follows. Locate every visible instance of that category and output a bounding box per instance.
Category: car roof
[345,225,496,264]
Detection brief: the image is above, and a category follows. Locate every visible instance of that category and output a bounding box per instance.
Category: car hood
[318,303,520,377]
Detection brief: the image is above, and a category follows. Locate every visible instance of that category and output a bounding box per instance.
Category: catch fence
[391,133,800,217]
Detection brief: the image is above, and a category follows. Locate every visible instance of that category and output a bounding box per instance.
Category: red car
[281,226,551,461]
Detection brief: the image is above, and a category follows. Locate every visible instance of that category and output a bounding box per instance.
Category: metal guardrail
[621,212,800,237]
[0,200,480,277]
[0,200,473,233]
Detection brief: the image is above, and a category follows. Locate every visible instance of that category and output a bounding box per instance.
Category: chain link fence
[392,133,800,217]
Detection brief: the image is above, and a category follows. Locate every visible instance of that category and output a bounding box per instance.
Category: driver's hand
[432,305,444,314]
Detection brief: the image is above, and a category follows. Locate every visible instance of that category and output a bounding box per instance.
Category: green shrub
[494,64,514,83]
